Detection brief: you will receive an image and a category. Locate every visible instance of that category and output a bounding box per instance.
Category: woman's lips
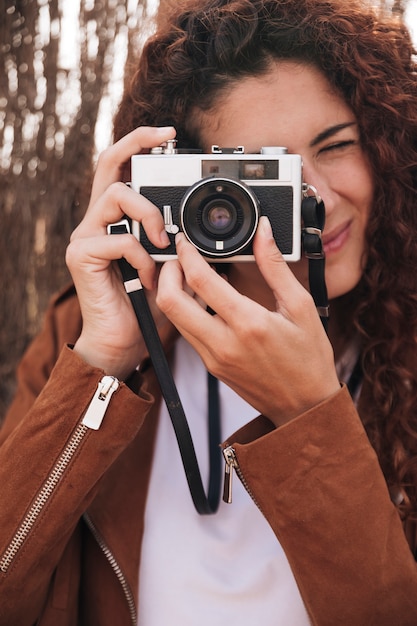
[322,221,351,256]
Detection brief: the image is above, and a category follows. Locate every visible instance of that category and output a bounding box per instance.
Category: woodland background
[0,0,415,422]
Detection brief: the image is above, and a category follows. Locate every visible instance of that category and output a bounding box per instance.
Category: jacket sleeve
[225,385,417,626]
[0,284,83,444]
[0,291,155,625]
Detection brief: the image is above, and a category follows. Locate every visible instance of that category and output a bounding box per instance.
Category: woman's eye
[319,140,356,154]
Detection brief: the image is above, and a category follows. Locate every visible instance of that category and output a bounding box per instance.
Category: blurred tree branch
[0,0,156,420]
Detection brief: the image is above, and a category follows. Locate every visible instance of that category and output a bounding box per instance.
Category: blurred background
[0,0,416,422]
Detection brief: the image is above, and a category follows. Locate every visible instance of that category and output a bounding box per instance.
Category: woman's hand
[156,216,340,426]
[66,126,177,380]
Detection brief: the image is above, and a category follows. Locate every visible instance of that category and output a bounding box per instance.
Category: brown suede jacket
[1,285,417,626]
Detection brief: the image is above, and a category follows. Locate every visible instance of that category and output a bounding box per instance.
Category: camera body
[130,143,302,262]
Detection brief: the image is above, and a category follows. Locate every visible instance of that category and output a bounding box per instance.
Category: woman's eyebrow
[310,122,357,147]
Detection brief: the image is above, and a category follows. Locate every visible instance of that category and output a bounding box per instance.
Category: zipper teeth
[0,422,89,573]
[235,463,261,508]
[84,513,137,626]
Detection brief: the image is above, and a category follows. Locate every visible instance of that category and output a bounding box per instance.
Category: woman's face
[195,62,374,301]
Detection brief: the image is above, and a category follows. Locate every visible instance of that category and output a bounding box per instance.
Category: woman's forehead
[194,62,354,153]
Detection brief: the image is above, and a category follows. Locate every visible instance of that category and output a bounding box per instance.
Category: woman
[1,0,417,624]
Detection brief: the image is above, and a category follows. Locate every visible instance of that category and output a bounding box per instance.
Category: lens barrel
[180,177,259,257]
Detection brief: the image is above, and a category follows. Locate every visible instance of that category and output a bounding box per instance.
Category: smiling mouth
[322,222,351,255]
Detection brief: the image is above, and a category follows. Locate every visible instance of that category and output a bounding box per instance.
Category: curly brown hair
[114,0,417,520]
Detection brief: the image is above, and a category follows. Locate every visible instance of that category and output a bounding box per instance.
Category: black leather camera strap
[109,195,328,515]
[301,193,329,331]
[109,222,222,515]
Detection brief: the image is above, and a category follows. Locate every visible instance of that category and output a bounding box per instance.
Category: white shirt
[138,336,311,625]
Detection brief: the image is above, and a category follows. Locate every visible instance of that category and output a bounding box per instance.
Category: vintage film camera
[130,140,302,262]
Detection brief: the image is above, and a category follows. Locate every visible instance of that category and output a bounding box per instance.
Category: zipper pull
[222,446,237,504]
[82,376,120,430]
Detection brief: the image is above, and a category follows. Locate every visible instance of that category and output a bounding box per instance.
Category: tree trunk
[0,0,153,422]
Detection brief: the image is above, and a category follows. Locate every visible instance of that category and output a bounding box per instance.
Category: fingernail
[175,232,185,247]
[160,230,170,246]
[157,126,175,133]
[259,216,274,238]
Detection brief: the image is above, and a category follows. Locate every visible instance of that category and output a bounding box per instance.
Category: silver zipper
[222,445,261,510]
[0,376,119,574]
[82,376,120,430]
[83,513,137,626]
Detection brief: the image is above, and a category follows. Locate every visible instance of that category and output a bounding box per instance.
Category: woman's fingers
[66,126,179,377]
[72,182,170,251]
[157,235,254,331]
[157,226,340,425]
[74,126,177,247]
[66,232,157,290]
[89,126,176,206]
[252,217,317,320]
[159,219,315,333]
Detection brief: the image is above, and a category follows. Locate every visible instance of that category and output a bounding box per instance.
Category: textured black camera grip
[140,184,295,256]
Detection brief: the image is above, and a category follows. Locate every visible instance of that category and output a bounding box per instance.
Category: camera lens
[202,199,237,236]
[180,177,259,258]
[208,205,233,230]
